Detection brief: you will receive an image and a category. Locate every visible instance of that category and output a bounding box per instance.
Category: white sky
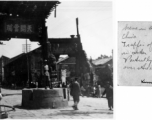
[0,0,113,59]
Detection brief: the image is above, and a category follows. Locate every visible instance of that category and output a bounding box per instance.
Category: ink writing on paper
[118,22,152,86]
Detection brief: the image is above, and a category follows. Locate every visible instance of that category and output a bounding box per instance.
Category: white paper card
[118,21,152,86]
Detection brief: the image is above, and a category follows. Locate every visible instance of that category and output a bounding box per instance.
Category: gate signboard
[0,17,41,41]
[4,18,34,34]
[51,43,77,55]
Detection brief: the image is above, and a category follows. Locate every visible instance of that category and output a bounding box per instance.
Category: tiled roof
[92,57,112,66]
[57,56,69,64]
[4,47,41,66]
[4,53,25,66]
[0,55,10,60]
[0,1,60,19]
[57,56,76,64]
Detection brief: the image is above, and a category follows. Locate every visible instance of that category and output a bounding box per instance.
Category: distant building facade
[57,56,91,88]
[3,47,90,88]
[91,57,113,86]
[4,48,42,87]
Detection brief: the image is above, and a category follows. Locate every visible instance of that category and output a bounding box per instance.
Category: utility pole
[75,18,82,78]
[26,39,30,88]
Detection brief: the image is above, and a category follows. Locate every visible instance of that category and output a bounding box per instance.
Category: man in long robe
[70,78,81,110]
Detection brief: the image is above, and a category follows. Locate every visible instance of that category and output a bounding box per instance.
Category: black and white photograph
[0,0,113,119]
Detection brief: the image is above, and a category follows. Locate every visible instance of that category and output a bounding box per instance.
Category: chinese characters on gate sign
[5,23,33,33]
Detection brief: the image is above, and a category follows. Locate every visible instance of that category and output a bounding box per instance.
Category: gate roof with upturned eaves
[0,1,60,41]
[0,1,60,19]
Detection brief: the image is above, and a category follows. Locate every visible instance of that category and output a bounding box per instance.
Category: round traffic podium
[22,88,68,109]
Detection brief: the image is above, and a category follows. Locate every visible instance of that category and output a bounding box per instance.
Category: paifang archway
[0,1,89,109]
[0,1,87,88]
[0,1,60,87]
[44,18,87,87]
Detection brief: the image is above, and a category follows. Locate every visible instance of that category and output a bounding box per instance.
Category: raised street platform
[22,88,68,109]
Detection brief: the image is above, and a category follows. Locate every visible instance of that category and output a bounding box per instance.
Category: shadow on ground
[13,104,23,109]
[55,109,113,116]
[13,104,43,110]
[3,93,22,96]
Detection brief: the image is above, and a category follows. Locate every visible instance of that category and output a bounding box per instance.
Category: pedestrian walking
[97,85,102,98]
[92,86,97,97]
[0,92,2,114]
[67,83,70,101]
[0,92,2,101]
[86,84,91,97]
[80,85,85,97]
[70,78,81,110]
[44,60,51,89]
[102,81,113,110]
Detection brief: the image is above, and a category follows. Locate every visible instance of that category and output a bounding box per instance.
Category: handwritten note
[118,21,152,86]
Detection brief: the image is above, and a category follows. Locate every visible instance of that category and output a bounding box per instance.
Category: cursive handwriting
[132,49,146,55]
[122,41,144,51]
[149,26,152,30]
[119,22,152,85]
[123,66,135,70]
[147,42,152,52]
[122,31,136,39]
[122,24,138,31]
[123,55,147,63]
[121,51,129,55]
[137,63,152,70]
[122,24,146,31]
[139,28,146,30]
[141,79,152,84]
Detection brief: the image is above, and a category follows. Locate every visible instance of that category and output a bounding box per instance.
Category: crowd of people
[80,84,106,98]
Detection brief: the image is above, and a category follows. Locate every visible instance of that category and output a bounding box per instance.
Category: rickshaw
[0,104,15,119]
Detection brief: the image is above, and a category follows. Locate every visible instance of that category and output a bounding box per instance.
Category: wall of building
[94,59,113,86]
